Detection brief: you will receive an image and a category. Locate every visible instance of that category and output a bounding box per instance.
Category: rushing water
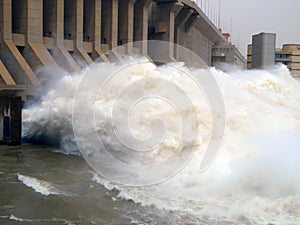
[1,60,300,224]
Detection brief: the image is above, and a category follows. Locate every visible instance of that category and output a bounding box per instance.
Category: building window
[276,54,287,59]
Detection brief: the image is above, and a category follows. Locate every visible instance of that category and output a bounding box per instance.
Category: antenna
[214,7,217,25]
[208,1,210,17]
[230,17,232,42]
[210,4,213,21]
[218,0,221,28]
[210,3,213,22]
[238,31,240,50]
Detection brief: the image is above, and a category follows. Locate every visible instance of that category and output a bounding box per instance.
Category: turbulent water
[19,59,300,224]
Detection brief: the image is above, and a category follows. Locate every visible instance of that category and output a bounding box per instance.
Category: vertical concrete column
[155,2,183,60]
[118,0,136,54]
[93,0,101,49]
[0,0,13,40]
[74,0,93,66]
[174,8,193,59]
[26,0,43,43]
[111,0,118,49]
[53,0,81,73]
[133,0,151,55]
[175,8,193,46]
[23,0,59,83]
[0,96,22,145]
[75,0,83,47]
[0,98,3,142]
[102,0,118,50]
[56,0,64,46]
[91,0,108,62]
[184,13,198,33]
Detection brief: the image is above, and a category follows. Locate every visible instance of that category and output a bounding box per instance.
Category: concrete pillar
[0,0,13,40]
[52,0,81,73]
[152,2,183,61]
[73,0,93,67]
[91,0,109,62]
[62,0,92,68]
[23,0,60,78]
[26,0,43,44]
[133,0,151,55]
[118,0,136,54]
[175,8,193,46]
[102,0,118,50]
[0,96,22,145]
[174,8,194,59]
[52,0,64,46]
[184,13,198,33]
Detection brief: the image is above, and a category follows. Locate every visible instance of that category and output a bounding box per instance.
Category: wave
[0,215,76,225]
[17,174,73,196]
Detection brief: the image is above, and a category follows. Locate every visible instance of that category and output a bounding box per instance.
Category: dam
[0,0,245,144]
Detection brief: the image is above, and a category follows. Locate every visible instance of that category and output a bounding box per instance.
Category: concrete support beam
[0,0,13,40]
[26,0,43,43]
[175,7,193,45]
[75,0,83,47]
[174,7,194,60]
[89,0,108,62]
[102,0,118,49]
[2,40,40,85]
[185,13,199,33]
[53,0,81,73]
[25,42,58,68]
[0,60,16,85]
[56,0,64,46]
[118,0,136,54]
[133,0,152,55]
[74,0,93,67]
[52,46,81,73]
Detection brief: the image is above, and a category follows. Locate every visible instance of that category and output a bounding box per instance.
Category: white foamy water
[17,174,71,196]
[4,215,76,225]
[22,59,300,224]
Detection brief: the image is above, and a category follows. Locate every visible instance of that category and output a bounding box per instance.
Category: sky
[195,0,300,56]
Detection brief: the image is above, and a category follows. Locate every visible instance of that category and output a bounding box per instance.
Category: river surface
[1,143,299,225]
[0,144,244,225]
[0,144,173,225]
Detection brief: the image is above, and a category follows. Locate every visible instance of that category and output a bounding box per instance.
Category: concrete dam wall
[0,0,233,96]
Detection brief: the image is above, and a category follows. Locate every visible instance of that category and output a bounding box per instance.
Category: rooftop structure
[251,32,276,69]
